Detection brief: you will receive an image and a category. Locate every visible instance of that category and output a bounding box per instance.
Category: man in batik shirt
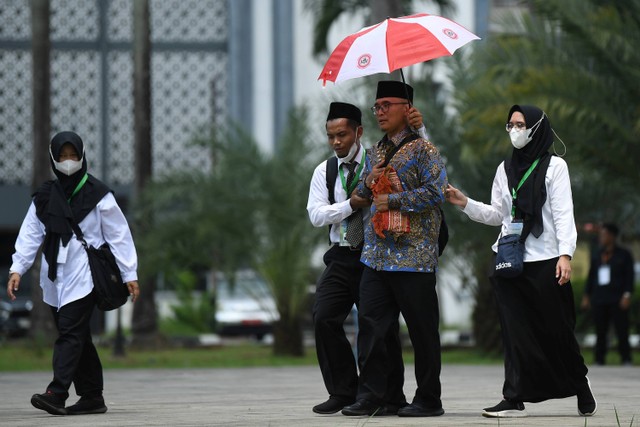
[342,81,447,418]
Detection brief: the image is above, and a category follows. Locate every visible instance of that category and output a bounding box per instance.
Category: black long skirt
[491,257,589,403]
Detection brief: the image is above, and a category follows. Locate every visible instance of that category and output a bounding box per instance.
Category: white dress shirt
[10,192,138,309]
[462,156,577,261]
[307,127,429,243]
[307,144,370,243]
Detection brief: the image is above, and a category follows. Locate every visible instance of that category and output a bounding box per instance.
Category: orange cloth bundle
[371,166,410,238]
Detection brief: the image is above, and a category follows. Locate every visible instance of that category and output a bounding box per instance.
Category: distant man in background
[582,223,635,365]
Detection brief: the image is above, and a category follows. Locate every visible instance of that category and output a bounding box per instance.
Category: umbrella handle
[399,68,412,107]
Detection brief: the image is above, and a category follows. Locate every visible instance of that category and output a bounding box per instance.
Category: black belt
[331,243,363,252]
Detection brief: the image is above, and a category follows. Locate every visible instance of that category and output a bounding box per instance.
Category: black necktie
[345,162,364,247]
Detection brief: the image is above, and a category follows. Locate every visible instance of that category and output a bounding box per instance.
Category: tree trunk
[130,0,160,348]
[29,0,55,348]
[272,316,304,357]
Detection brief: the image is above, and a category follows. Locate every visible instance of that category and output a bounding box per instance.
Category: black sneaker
[482,399,527,418]
[577,377,597,416]
[66,395,108,415]
[31,391,67,416]
[341,399,397,416]
[312,397,353,414]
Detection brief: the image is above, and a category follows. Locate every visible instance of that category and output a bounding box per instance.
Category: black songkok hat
[375,80,413,103]
[326,102,362,125]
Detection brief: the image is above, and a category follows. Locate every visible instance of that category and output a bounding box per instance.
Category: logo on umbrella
[357,54,372,69]
[443,28,458,39]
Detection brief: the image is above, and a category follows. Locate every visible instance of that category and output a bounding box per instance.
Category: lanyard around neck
[511,158,540,218]
[68,173,89,203]
[339,147,366,196]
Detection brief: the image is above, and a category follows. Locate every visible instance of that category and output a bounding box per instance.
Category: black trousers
[313,245,403,403]
[492,258,588,403]
[593,302,632,364]
[47,292,103,400]
[357,267,441,409]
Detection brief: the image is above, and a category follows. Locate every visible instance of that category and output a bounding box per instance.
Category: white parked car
[214,271,279,340]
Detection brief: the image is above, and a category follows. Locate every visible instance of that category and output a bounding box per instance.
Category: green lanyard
[339,148,366,196]
[511,158,540,218]
[68,173,89,203]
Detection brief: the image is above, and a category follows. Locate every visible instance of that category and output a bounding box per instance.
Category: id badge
[598,265,611,286]
[57,243,68,264]
[507,220,523,236]
[339,221,350,247]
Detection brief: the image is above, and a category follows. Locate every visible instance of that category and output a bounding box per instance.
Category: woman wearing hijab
[446,105,596,418]
[6,131,139,416]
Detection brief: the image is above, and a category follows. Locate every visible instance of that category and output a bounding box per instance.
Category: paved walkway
[0,364,638,426]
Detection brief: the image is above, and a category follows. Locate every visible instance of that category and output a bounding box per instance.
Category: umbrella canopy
[318,13,480,86]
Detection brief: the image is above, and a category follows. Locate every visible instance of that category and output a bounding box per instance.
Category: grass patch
[0,341,504,372]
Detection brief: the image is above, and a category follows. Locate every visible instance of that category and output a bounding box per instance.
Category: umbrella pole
[399,68,412,107]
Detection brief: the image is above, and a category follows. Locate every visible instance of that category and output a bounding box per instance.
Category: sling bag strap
[381,132,420,167]
[505,157,541,243]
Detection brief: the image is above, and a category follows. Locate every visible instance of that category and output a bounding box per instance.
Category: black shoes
[66,395,108,415]
[482,399,527,418]
[31,391,67,416]
[577,377,597,416]
[312,397,353,414]
[341,399,398,416]
[397,401,445,417]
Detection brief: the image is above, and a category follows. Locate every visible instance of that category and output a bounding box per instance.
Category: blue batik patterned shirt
[356,127,447,272]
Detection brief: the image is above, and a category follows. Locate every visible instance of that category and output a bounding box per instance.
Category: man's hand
[581,295,591,311]
[374,194,390,212]
[407,106,424,130]
[7,273,20,301]
[365,160,386,188]
[127,281,140,303]
[620,293,631,311]
[350,194,371,210]
[556,255,572,286]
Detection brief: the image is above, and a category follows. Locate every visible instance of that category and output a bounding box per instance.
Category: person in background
[307,101,428,415]
[446,105,596,418]
[582,223,635,366]
[7,131,139,416]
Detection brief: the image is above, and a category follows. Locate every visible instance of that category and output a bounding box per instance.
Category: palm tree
[139,108,324,356]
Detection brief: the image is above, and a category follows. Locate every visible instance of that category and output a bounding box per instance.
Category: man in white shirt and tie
[307,102,427,415]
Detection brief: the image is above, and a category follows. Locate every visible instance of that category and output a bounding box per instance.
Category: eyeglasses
[505,122,527,132]
[370,102,409,115]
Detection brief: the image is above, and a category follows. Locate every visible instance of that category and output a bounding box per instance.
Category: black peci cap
[375,80,413,102]
[326,102,362,125]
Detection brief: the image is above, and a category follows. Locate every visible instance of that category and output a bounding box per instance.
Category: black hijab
[33,131,111,280]
[505,105,553,238]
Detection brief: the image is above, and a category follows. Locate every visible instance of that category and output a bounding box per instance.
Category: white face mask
[509,113,545,150]
[335,131,360,161]
[50,147,84,176]
[509,128,530,149]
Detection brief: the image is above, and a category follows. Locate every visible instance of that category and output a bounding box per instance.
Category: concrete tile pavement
[0,364,637,426]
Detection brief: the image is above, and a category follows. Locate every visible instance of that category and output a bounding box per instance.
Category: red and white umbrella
[318,13,480,86]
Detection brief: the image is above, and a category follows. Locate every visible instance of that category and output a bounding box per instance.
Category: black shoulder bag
[68,220,130,311]
[494,158,540,278]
